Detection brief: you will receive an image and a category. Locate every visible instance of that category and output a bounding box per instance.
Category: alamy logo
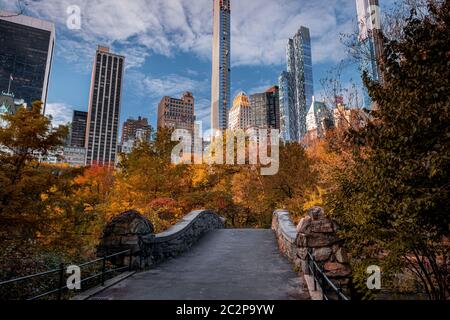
[66,265,81,290]
[171,122,279,175]
[366,265,381,290]
[66,5,82,30]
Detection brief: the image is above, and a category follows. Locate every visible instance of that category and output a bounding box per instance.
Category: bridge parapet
[97,209,225,269]
[272,206,352,299]
[272,209,299,267]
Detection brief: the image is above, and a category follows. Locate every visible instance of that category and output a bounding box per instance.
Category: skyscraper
[0,11,55,112]
[85,46,125,167]
[211,0,231,131]
[228,92,252,130]
[70,110,87,148]
[356,0,383,109]
[157,92,195,132]
[279,26,314,142]
[250,86,280,130]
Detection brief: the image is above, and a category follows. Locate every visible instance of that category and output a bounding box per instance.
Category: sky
[0,0,395,132]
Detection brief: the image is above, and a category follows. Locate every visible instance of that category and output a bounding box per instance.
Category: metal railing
[307,250,349,300]
[0,249,132,300]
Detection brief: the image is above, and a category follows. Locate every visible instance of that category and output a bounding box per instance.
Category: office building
[70,110,87,148]
[157,92,195,132]
[228,92,252,130]
[250,86,280,130]
[62,146,86,167]
[211,0,231,131]
[85,46,125,166]
[304,96,333,143]
[279,26,314,142]
[333,103,368,130]
[0,11,55,112]
[121,116,152,144]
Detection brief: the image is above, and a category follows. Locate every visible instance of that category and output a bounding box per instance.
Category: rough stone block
[309,219,335,233]
[296,216,311,233]
[306,233,339,247]
[296,233,307,247]
[307,206,325,221]
[323,262,351,278]
[313,247,332,261]
[335,247,349,264]
[297,247,308,259]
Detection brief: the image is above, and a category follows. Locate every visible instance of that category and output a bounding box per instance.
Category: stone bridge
[81,207,351,300]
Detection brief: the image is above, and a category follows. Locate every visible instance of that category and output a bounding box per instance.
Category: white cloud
[129,71,208,99]
[45,102,74,126]
[1,0,359,70]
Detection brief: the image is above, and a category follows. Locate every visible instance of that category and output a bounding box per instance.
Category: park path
[90,229,309,300]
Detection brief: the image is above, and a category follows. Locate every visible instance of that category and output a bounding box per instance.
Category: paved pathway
[91,229,309,300]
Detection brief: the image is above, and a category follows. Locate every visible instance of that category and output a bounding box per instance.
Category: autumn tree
[0,101,68,240]
[327,1,449,299]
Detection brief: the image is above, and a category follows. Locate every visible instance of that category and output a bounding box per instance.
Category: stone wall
[97,210,154,268]
[97,209,225,269]
[272,206,352,298]
[296,206,351,293]
[271,209,300,269]
[151,210,225,263]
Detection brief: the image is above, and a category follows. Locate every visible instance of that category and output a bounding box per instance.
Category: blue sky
[1,0,395,131]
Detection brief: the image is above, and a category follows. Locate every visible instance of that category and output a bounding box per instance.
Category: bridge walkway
[90,229,309,300]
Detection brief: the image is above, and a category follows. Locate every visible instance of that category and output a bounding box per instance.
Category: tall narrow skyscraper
[356,0,383,109]
[85,46,125,166]
[279,26,314,142]
[211,0,231,131]
[0,11,55,112]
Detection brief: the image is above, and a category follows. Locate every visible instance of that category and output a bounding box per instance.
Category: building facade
[0,11,55,112]
[121,116,152,144]
[85,46,125,167]
[279,26,314,142]
[356,0,383,109]
[250,86,280,130]
[157,92,195,132]
[62,146,86,167]
[228,92,252,130]
[279,71,296,141]
[211,0,231,131]
[70,110,87,148]
[304,96,333,143]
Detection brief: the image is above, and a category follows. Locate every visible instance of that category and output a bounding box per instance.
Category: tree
[0,101,68,240]
[327,1,449,299]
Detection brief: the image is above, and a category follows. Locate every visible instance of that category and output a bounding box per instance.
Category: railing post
[57,263,64,301]
[128,249,133,271]
[101,257,106,286]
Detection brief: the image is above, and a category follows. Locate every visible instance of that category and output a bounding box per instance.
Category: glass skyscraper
[211,0,231,131]
[279,26,314,142]
[250,86,280,130]
[0,11,55,113]
[356,0,383,109]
